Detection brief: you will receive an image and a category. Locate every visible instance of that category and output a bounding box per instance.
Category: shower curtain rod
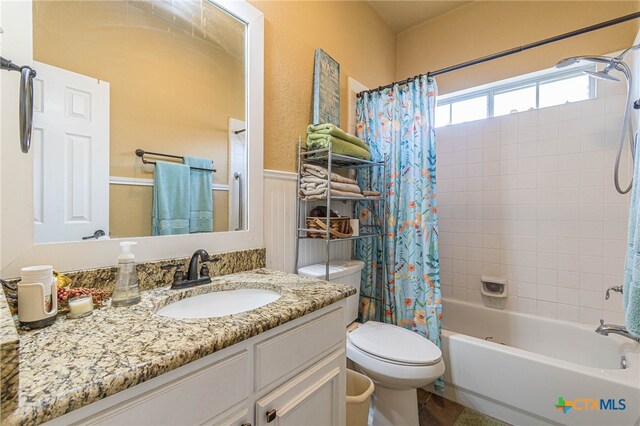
[357,11,640,97]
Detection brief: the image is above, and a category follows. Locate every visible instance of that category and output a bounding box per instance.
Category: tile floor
[417,389,510,426]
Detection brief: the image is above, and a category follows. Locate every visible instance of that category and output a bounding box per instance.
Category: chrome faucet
[605,285,623,300]
[164,249,219,290]
[596,320,640,343]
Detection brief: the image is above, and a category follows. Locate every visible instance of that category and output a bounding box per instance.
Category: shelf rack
[294,138,387,316]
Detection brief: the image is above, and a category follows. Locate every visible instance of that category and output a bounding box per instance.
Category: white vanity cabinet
[44,301,347,426]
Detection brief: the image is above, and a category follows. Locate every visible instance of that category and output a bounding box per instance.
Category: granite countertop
[1,269,355,426]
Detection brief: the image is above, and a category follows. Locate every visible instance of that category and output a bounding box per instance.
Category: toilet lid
[348,321,442,366]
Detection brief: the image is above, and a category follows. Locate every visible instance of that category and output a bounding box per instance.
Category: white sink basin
[156,288,281,319]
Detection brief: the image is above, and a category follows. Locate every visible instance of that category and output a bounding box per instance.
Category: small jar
[67,295,93,319]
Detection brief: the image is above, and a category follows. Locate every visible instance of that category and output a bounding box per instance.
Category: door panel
[33,61,110,243]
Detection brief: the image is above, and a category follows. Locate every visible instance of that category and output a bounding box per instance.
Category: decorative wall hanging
[312,48,340,127]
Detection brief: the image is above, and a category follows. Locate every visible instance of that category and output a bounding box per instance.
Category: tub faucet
[605,285,623,300]
[596,319,640,343]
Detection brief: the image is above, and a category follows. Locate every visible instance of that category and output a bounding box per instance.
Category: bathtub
[430,299,640,426]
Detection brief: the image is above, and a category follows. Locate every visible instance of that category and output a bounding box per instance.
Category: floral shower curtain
[354,75,442,390]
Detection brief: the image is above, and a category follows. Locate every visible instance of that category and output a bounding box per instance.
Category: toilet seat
[348,321,442,366]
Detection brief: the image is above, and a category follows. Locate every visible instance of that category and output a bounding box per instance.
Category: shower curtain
[623,134,640,338]
[354,75,443,390]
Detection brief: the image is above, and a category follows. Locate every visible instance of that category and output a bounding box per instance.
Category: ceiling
[368,1,473,33]
[128,0,245,61]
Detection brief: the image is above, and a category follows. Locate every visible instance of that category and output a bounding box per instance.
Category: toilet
[298,260,445,426]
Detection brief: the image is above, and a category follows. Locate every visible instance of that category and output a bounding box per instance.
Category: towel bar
[135,149,216,173]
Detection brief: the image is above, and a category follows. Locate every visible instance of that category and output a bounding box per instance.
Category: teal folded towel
[184,156,214,233]
[307,123,371,151]
[152,161,190,236]
[623,134,640,337]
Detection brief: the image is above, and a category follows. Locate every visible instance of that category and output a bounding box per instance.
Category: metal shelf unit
[294,138,387,317]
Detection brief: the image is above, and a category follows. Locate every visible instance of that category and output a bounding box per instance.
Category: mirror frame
[0,0,264,276]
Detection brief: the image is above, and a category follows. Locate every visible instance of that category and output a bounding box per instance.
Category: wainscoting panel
[264,170,353,274]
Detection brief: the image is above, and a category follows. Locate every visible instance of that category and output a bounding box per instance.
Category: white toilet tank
[298,260,364,326]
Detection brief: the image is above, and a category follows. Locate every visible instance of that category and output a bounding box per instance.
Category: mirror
[31,0,247,243]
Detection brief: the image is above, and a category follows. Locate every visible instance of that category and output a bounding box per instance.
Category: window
[451,95,487,124]
[539,74,591,108]
[494,85,536,117]
[435,66,595,127]
[435,104,450,128]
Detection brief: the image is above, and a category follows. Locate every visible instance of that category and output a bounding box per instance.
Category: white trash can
[346,369,374,426]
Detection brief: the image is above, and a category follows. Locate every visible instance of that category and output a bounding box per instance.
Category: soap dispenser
[111,241,141,307]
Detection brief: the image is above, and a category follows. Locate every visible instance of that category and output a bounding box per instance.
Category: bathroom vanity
[1,270,354,425]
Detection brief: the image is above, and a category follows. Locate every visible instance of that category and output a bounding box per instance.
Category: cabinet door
[255,350,345,426]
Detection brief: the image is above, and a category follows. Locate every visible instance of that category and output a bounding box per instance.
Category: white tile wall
[436,75,635,325]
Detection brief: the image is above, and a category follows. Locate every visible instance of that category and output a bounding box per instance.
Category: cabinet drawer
[255,308,344,391]
[83,351,249,425]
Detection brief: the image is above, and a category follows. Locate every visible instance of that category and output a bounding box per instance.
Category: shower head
[557,44,639,196]
[555,55,630,82]
[583,69,621,82]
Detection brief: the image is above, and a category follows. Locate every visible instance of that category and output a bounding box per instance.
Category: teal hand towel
[184,156,214,233]
[152,161,190,236]
[307,124,370,152]
[623,134,640,337]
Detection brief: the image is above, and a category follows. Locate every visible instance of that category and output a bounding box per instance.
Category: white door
[255,350,345,426]
[32,62,110,243]
[228,118,247,231]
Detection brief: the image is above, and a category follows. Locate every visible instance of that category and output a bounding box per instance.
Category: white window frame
[436,65,596,127]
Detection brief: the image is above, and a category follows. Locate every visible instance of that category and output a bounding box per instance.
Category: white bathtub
[430,299,640,426]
